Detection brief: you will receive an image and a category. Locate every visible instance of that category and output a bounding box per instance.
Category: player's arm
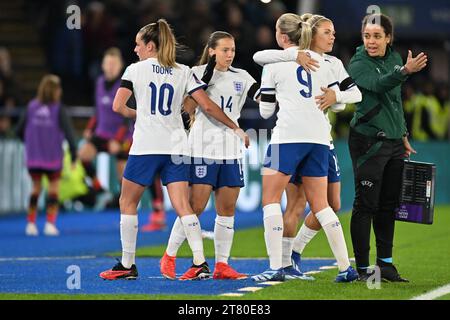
[14,108,27,141]
[259,90,276,119]
[253,49,319,72]
[59,105,78,164]
[112,85,136,120]
[183,55,217,115]
[337,77,362,102]
[182,96,197,115]
[191,88,249,148]
[258,64,276,118]
[348,57,410,93]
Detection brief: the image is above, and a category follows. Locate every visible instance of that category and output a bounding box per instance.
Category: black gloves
[201,54,216,85]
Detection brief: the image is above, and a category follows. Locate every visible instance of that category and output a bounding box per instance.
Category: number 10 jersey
[122,57,206,156]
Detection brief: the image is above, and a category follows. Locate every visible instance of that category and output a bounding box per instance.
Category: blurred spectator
[83,1,117,82]
[0,47,21,138]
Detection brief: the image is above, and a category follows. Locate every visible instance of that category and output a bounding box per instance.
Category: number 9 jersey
[260,48,335,147]
[121,57,207,156]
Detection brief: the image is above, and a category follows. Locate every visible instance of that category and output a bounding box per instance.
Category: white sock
[181,214,205,265]
[120,214,138,269]
[282,237,294,268]
[166,217,186,257]
[293,215,319,254]
[214,215,234,264]
[315,207,350,272]
[263,203,283,270]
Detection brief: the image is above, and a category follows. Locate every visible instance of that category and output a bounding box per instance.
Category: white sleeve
[121,64,135,82]
[333,84,362,104]
[186,68,207,95]
[253,49,297,67]
[259,65,276,119]
[330,103,346,113]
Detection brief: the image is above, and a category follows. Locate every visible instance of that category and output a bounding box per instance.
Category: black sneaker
[378,263,409,283]
[99,260,138,280]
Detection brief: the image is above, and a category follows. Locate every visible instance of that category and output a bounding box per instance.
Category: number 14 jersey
[189,65,256,160]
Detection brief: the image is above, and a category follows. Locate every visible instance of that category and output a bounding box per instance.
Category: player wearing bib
[160,32,257,280]
[253,14,361,281]
[251,13,358,283]
[99,20,249,281]
[16,75,77,237]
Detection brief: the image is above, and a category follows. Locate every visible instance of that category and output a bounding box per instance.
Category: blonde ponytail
[138,19,178,68]
[156,19,177,67]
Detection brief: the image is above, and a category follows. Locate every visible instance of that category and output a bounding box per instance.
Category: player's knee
[215,200,236,215]
[191,203,206,215]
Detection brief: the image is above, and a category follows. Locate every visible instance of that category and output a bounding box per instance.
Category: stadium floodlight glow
[260,0,272,3]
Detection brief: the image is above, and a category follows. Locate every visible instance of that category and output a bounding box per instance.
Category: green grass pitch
[2,205,449,300]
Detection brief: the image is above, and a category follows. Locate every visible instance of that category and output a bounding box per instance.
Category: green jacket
[348,45,409,139]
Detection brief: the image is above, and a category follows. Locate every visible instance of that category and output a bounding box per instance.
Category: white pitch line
[319,266,338,270]
[304,271,322,275]
[0,256,96,262]
[259,281,284,285]
[411,283,450,300]
[238,287,264,292]
[220,293,244,297]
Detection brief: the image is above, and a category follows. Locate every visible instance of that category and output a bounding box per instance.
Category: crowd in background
[1,0,449,141]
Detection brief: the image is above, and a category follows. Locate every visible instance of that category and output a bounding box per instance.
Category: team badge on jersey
[195,165,207,178]
[233,81,243,95]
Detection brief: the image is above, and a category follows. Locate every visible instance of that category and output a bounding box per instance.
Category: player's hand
[83,129,92,140]
[108,140,121,155]
[234,128,250,148]
[403,136,417,158]
[201,54,216,84]
[404,50,427,74]
[315,87,337,111]
[297,51,319,73]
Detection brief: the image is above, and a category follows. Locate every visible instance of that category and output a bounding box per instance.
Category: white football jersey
[261,48,336,146]
[188,65,256,159]
[324,53,352,149]
[122,58,206,155]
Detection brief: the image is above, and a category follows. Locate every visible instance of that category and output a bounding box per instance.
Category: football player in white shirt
[253,13,362,281]
[251,13,359,283]
[99,19,249,281]
[160,31,258,280]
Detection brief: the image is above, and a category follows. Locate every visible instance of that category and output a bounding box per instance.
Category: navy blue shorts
[123,154,190,186]
[264,143,328,177]
[289,148,341,184]
[190,157,244,190]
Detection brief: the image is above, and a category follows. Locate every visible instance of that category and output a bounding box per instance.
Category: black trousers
[348,129,406,269]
